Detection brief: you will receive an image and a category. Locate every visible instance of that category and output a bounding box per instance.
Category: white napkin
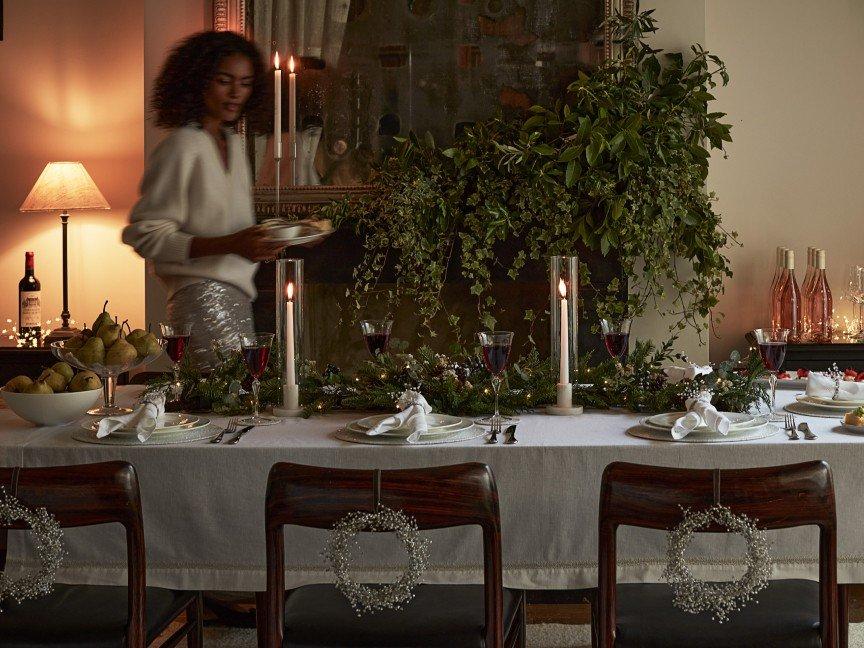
[97,391,166,442]
[366,390,433,444]
[806,372,864,401]
[664,363,713,384]
[671,391,730,440]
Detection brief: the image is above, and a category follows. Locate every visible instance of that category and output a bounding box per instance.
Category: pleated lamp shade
[20,162,110,212]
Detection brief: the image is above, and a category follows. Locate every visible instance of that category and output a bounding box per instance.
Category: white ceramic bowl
[1,387,102,426]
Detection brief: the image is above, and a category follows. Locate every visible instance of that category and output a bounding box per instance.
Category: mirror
[242,0,611,193]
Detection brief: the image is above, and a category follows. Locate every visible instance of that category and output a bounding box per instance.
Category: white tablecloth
[1,386,863,592]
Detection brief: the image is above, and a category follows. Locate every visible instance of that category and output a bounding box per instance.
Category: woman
[124,31,285,367]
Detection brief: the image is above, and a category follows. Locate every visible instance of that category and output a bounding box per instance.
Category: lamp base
[43,326,79,346]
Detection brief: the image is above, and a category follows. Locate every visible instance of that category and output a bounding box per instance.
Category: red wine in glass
[482,342,512,376]
[242,345,270,380]
[364,332,390,357]
[164,335,190,364]
[757,341,787,372]
[604,333,630,359]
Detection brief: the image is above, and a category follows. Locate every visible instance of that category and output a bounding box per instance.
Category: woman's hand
[190,225,286,261]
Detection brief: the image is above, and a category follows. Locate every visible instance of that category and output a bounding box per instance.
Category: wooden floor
[154,586,864,645]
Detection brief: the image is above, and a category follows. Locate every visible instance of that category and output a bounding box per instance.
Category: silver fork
[785,413,800,440]
[486,418,501,444]
[210,417,237,444]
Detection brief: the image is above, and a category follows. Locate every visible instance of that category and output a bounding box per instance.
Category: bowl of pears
[51,300,164,416]
[1,362,102,426]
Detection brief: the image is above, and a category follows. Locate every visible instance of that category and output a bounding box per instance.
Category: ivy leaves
[322,6,734,340]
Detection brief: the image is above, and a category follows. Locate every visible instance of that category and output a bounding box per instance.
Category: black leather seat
[615,579,821,648]
[0,583,198,648]
[282,584,524,647]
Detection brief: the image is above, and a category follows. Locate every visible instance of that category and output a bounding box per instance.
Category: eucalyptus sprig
[322,6,734,340]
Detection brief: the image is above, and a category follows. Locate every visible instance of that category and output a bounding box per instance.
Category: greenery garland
[147,340,766,417]
[318,7,735,338]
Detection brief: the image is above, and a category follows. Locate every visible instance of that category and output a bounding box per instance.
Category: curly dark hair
[151,30,269,132]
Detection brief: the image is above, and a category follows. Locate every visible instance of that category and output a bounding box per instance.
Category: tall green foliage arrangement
[322,7,734,337]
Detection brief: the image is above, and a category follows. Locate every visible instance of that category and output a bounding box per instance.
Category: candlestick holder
[273,257,305,417]
[547,255,582,416]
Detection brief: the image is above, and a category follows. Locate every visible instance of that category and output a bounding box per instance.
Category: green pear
[68,370,101,392]
[50,362,74,384]
[80,323,93,338]
[92,300,112,335]
[23,379,53,394]
[63,335,86,351]
[4,375,33,392]
[132,332,161,358]
[97,321,122,347]
[74,336,105,366]
[126,328,147,344]
[38,369,67,393]
[105,338,137,366]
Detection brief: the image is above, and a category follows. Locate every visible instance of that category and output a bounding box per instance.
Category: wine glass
[847,266,864,339]
[360,319,393,357]
[476,331,514,427]
[239,332,278,426]
[601,318,631,360]
[752,328,789,420]
[159,322,191,399]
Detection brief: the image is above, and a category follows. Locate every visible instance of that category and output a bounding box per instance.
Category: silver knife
[797,421,817,440]
[227,424,255,445]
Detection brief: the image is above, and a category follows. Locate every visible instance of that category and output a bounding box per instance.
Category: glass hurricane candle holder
[274,257,304,416]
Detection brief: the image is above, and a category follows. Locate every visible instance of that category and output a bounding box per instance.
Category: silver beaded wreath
[0,489,65,610]
[662,503,772,623]
[323,505,431,616]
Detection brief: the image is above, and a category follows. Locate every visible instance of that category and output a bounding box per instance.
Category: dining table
[1,385,863,593]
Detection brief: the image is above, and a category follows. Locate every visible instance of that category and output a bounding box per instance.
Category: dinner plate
[82,414,210,435]
[642,412,761,431]
[352,413,465,432]
[346,418,473,439]
[795,396,859,411]
[260,218,334,245]
[806,395,864,407]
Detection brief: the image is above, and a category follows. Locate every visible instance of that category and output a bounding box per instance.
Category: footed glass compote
[51,341,163,416]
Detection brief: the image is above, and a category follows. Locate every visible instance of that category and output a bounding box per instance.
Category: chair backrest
[597,460,837,648]
[263,462,504,648]
[0,461,147,648]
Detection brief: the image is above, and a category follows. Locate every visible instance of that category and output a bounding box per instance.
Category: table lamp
[19,162,110,344]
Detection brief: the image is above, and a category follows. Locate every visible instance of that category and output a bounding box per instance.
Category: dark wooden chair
[261,462,526,648]
[0,461,202,647]
[597,461,837,648]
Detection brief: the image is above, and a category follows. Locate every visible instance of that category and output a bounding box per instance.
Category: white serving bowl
[1,387,102,426]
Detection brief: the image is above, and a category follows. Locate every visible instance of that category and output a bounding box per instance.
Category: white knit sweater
[123,125,258,300]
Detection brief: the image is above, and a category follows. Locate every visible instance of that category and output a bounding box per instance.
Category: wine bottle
[808,249,833,343]
[18,251,41,346]
[800,247,815,341]
[779,249,801,341]
[769,246,786,330]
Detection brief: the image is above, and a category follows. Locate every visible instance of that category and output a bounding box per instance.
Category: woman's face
[203,53,254,124]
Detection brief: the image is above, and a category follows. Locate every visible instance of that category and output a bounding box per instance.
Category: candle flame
[558,279,567,299]
[287,282,294,300]
[288,55,295,73]
[274,51,280,69]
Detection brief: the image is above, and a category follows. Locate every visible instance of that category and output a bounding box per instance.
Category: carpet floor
[203,622,861,646]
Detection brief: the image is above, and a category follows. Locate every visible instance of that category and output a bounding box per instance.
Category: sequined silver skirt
[166,280,255,368]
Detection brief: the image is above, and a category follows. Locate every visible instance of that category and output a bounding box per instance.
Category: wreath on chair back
[0,489,65,610]
[323,505,431,616]
[663,503,772,623]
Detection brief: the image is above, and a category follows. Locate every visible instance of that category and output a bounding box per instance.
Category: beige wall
[706,0,864,361]
[0,0,145,337]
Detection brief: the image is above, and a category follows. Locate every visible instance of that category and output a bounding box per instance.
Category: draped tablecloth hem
[7,557,857,592]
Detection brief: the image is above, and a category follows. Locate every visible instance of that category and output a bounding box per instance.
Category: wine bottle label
[19,291,41,328]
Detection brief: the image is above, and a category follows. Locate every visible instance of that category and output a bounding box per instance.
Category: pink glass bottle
[769,246,786,330]
[779,249,802,341]
[800,247,815,341]
[808,249,833,343]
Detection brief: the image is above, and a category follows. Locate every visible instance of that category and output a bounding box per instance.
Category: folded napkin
[664,363,713,384]
[671,391,731,440]
[366,390,433,444]
[806,372,864,401]
[97,391,166,442]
